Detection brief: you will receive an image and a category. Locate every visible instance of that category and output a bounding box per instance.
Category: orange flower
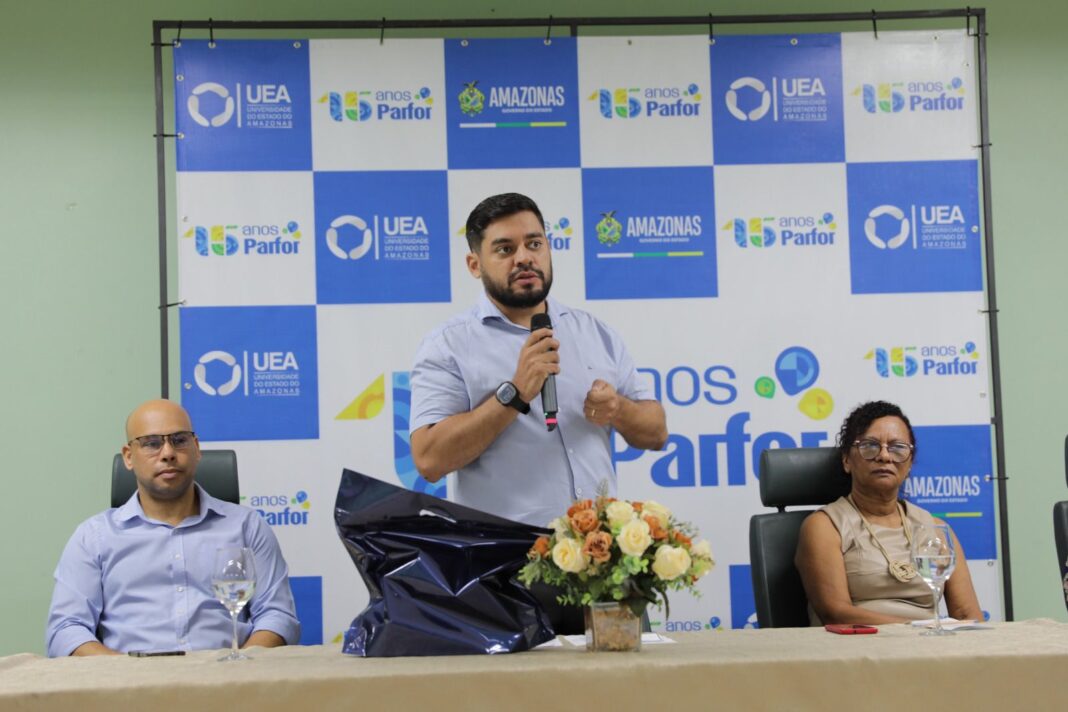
[632,501,644,513]
[644,515,668,541]
[570,508,600,534]
[567,499,594,518]
[531,536,551,559]
[582,531,613,564]
[673,532,692,548]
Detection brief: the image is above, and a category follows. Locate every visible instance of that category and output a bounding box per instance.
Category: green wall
[2,0,1064,656]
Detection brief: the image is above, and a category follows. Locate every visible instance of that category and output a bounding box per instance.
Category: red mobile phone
[824,624,878,635]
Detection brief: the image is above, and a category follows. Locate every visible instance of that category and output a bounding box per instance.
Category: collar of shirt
[476,293,570,329]
[113,482,227,529]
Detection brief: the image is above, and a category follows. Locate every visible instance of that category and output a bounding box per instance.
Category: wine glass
[911,523,957,636]
[212,546,257,661]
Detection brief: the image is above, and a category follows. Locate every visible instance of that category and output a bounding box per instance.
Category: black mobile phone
[128,650,187,657]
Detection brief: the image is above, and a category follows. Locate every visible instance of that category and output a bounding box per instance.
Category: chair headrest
[759,447,851,509]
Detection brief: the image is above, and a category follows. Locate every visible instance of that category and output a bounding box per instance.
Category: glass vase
[584,601,642,652]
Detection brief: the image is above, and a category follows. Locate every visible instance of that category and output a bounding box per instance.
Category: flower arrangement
[518,494,714,618]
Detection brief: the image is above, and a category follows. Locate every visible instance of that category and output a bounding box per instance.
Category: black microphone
[530,312,558,432]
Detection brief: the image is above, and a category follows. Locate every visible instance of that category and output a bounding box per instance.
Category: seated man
[46,399,300,656]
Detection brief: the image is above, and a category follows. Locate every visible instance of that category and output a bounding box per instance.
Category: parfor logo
[318,91,373,122]
[864,205,910,249]
[724,218,776,248]
[326,215,374,260]
[753,346,834,421]
[194,350,242,396]
[589,89,642,119]
[856,84,905,114]
[725,77,770,121]
[866,347,919,378]
[458,80,485,117]
[185,225,239,256]
[595,211,623,246]
[187,82,235,128]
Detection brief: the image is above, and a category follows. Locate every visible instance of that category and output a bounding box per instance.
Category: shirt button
[576,488,583,496]
[568,449,574,454]
[174,553,182,559]
[177,586,184,592]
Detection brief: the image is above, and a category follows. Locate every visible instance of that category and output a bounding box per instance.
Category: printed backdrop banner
[173,31,997,643]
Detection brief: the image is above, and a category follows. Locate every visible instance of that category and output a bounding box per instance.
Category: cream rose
[642,500,672,528]
[552,537,589,574]
[690,539,714,562]
[617,519,652,557]
[652,545,692,581]
[605,500,637,529]
[548,517,571,538]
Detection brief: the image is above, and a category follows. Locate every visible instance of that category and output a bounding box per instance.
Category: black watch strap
[496,381,530,414]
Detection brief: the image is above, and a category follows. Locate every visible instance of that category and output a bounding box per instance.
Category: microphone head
[531,312,552,331]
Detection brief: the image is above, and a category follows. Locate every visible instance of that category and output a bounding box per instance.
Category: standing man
[46,399,300,656]
[409,193,667,529]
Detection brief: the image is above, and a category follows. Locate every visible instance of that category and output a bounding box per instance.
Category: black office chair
[749,447,851,628]
[111,450,240,507]
[1055,435,1068,613]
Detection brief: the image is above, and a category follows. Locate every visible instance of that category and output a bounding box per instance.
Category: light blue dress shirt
[46,483,300,657]
[410,295,654,527]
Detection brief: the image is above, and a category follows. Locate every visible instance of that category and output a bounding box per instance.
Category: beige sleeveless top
[808,496,938,625]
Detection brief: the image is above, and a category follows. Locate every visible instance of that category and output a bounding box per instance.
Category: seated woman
[795,400,983,625]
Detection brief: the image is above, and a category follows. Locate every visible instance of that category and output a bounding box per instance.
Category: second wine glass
[212,546,257,661]
[911,523,956,636]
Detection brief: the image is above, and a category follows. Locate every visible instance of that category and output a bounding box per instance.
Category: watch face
[497,382,517,402]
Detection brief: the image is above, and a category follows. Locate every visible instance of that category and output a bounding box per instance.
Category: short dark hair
[836,400,917,461]
[464,193,545,252]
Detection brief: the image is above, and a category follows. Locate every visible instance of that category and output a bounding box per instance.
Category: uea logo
[854,77,966,114]
[194,351,242,396]
[864,203,972,251]
[248,490,311,527]
[724,75,827,122]
[588,83,702,119]
[192,349,301,397]
[327,213,430,262]
[183,221,302,256]
[186,80,293,129]
[458,79,565,116]
[865,342,980,378]
[724,212,837,248]
[187,82,235,127]
[318,87,433,122]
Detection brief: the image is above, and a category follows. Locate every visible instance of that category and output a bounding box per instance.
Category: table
[3,620,1066,711]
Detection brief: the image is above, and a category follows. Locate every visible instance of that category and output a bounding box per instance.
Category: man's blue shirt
[410,295,654,527]
[46,483,300,656]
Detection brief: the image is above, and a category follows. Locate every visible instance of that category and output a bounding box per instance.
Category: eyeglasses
[129,431,196,454]
[852,439,914,463]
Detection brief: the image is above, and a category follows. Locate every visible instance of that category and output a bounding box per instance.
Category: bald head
[125,399,194,441]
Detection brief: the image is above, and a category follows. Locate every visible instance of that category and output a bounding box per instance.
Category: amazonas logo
[725,75,828,123]
[336,372,446,498]
[246,491,311,527]
[724,212,837,248]
[183,221,302,257]
[594,210,703,258]
[864,203,975,251]
[866,342,980,378]
[457,79,567,128]
[192,349,303,398]
[853,77,966,114]
[318,87,433,122]
[326,213,431,262]
[588,83,702,119]
[186,80,294,129]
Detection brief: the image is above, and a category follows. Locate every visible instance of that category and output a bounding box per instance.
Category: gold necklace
[847,495,917,583]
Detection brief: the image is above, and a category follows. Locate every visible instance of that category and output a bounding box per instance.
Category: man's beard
[483,265,553,309]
